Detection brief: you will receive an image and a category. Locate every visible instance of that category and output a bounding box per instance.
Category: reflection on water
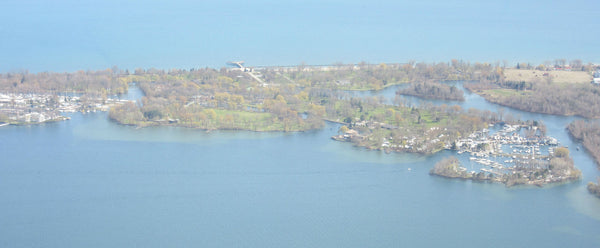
[72,112,289,144]
[115,83,146,101]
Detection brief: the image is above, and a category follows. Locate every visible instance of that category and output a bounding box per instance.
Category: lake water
[1,0,599,72]
[1,85,600,247]
[2,0,600,246]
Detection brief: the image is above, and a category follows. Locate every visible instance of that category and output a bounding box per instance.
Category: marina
[0,92,133,124]
[445,122,580,186]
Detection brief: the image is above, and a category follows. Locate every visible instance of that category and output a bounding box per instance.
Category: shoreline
[475,90,599,119]
[108,118,317,133]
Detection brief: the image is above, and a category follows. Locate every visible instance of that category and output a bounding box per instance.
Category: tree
[343,116,353,124]
[536,64,546,71]
[143,109,162,120]
[205,109,217,120]
[554,147,569,158]
[497,108,505,121]
[338,125,349,134]
[588,179,600,198]
[554,59,566,68]
[429,156,465,178]
[537,120,547,136]
[570,59,583,70]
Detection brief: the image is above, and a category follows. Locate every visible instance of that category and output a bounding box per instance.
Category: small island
[426,121,582,187]
[587,180,600,198]
[429,156,476,179]
[431,146,581,187]
[397,81,465,101]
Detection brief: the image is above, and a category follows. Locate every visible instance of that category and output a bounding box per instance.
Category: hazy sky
[1,0,598,72]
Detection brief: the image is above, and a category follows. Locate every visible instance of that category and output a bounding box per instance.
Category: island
[0,60,592,188]
[588,180,600,199]
[431,146,581,187]
[397,81,465,101]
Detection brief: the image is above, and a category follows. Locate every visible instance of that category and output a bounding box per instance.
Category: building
[593,71,600,85]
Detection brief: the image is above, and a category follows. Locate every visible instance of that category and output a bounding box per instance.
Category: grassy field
[504,69,592,84]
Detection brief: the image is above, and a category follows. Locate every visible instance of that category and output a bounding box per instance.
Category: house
[345,129,359,137]
[592,71,600,85]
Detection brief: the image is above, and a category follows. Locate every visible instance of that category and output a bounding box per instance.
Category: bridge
[226,61,245,69]
[226,61,265,84]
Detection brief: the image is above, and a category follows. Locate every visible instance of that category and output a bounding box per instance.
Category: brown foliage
[0,69,128,95]
[588,180,600,198]
[568,120,600,167]
[398,81,465,101]
[464,80,600,118]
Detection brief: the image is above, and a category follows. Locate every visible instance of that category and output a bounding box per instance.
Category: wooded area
[105,61,503,135]
[279,60,502,91]
[397,81,464,101]
[464,65,600,118]
[567,120,600,167]
[0,68,129,96]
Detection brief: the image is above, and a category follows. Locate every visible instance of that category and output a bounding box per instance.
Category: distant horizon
[2,58,598,74]
[2,0,598,73]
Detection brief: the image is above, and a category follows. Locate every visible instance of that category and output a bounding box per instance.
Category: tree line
[464,80,600,118]
[272,60,503,91]
[0,68,129,96]
[567,120,600,197]
[567,120,600,167]
[397,81,465,101]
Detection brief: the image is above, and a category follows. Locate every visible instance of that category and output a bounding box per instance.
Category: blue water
[2,1,600,246]
[1,86,600,247]
[1,0,599,72]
